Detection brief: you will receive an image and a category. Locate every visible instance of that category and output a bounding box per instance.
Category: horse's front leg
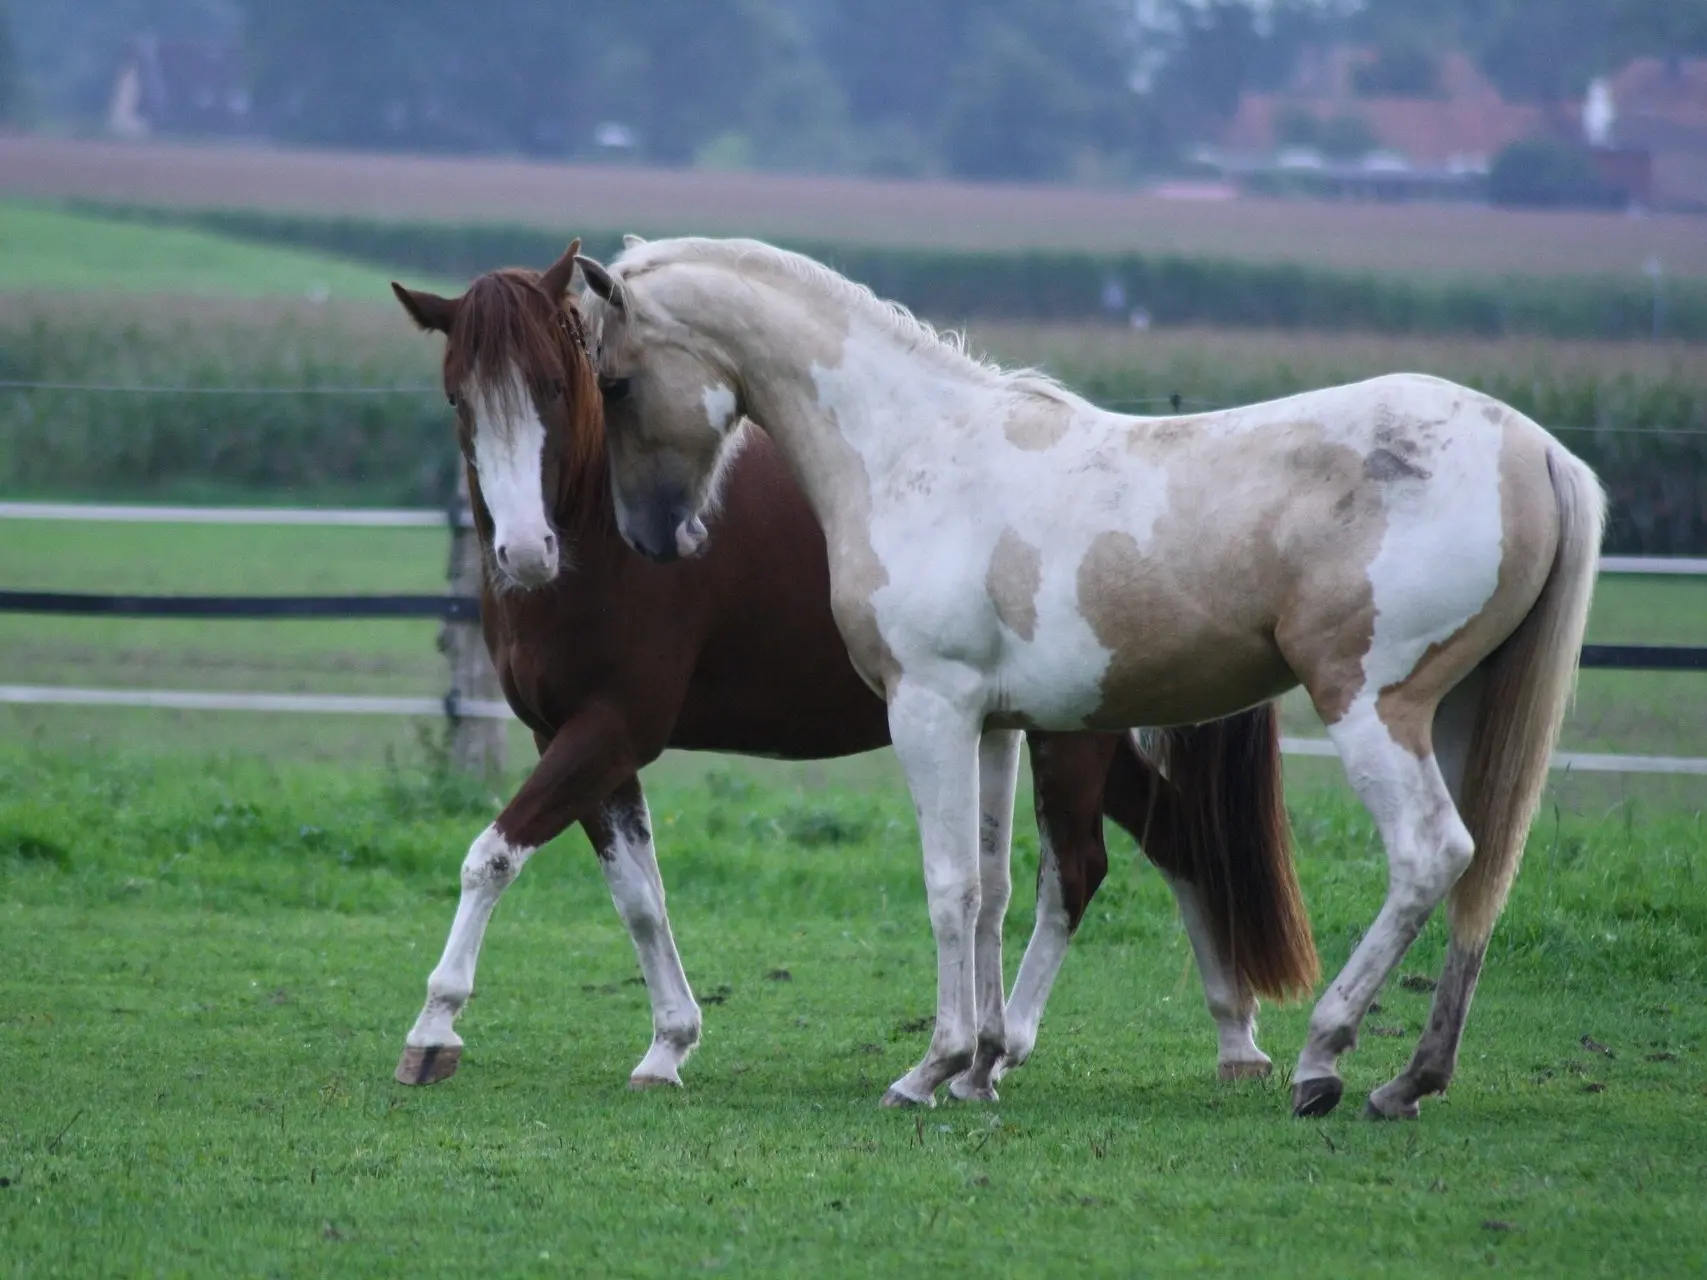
[395,708,639,1086]
[881,682,985,1108]
[580,777,702,1088]
[947,728,1022,1102]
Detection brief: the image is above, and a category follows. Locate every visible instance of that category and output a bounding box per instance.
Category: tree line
[7,0,1707,181]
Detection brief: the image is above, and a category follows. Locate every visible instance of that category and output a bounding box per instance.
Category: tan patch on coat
[1264,432,1390,729]
[1371,422,1558,757]
[987,528,1043,640]
[1074,420,1393,729]
[1003,394,1072,451]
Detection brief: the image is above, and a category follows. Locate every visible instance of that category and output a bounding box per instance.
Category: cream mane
[608,236,1075,405]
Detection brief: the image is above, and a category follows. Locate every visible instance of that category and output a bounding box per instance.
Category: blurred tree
[1488,138,1623,207]
[1142,0,1335,152]
[0,0,20,122]
[1352,41,1440,98]
[938,0,1139,181]
[1318,112,1377,158]
[240,0,818,164]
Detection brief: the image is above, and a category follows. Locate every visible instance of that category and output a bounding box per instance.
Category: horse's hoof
[880,1087,933,1109]
[628,1072,684,1090]
[947,1079,999,1103]
[1219,1059,1273,1082]
[1291,1076,1344,1118]
[395,1044,461,1086]
[1364,1086,1420,1121]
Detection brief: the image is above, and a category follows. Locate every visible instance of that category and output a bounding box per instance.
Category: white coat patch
[702,384,738,433]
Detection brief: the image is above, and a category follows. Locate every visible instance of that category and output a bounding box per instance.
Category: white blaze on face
[466,364,558,586]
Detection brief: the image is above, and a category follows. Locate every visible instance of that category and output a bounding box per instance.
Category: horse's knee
[461,826,527,892]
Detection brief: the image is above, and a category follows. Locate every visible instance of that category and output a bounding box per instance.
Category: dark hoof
[395,1043,461,1086]
[1291,1076,1344,1118]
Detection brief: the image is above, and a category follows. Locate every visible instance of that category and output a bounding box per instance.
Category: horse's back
[881,373,1565,732]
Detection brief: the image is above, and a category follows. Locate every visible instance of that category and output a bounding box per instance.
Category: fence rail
[1,504,1703,574]
[3,502,1702,776]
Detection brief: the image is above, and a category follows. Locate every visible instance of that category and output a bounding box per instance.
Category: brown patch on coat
[1266,431,1390,729]
[1371,423,1558,756]
[987,528,1043,641]
[1364,447,1431,483]
[1003,394,1072,451]
[1076,421,1380,728]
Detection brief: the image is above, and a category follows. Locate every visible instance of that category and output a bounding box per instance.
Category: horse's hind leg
[1163,873,1271,1080]
[1292,698,1474,1118]
[582,777,702,1089]
[984,732,1116,1086]
[1367,675,1487,1120]
[948,729,1022,1101]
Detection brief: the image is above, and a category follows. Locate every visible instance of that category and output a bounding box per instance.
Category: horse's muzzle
[620,504,706,565]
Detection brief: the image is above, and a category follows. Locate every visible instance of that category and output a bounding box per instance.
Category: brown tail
[1102,705,1319,1001]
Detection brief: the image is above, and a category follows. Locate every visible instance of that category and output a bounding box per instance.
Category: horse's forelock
[445,268,607,525]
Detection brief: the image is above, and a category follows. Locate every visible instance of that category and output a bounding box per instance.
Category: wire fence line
[2,501,1702,578]
[2,378,1705,434]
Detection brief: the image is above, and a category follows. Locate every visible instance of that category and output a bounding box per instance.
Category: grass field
[3,135,1706,281]
[1,740,1704,1276]
[0,203,452,300]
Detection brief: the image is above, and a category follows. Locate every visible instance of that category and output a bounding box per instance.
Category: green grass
[1,744,1703,1276]
[0,202,451,299]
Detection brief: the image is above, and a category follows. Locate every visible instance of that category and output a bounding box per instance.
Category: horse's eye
[446,392,458,408]
[549,379,565,401]
[599,376,630,403]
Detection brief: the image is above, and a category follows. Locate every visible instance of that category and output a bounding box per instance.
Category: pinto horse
[575,235,1605,1119]
[389,245,1315,1096]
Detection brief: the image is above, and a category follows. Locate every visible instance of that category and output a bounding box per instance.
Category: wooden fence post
[440,473,506,780]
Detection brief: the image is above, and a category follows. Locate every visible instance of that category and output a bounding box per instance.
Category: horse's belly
[990,622,1292,731]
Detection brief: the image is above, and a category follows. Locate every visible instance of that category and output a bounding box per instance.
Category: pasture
[0,203,446,301]
[2,188,1704,1275]
[4,135,1706,281]
[2,731,1705,1276]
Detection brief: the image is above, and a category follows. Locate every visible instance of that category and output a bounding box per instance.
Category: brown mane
[444,268,608,533]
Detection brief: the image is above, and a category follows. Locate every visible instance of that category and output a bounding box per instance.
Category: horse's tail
[1103,705,1319,1000]
[1447,446,1605,946]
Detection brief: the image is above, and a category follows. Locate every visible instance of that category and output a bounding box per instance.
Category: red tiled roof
[1222,95,1550,167]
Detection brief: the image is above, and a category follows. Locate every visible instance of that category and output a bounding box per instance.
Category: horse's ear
[540,238,580,300]
[391,282,458,334]
[574,254,624,310]
[622,234,647,249]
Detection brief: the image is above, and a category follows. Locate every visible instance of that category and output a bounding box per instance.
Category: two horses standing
[391,235,1602,1121]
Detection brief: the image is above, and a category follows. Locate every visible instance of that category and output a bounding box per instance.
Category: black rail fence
[0,591,1702,670]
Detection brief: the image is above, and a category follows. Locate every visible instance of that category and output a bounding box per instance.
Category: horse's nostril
[543,533,558,559]
[496,544,511,567]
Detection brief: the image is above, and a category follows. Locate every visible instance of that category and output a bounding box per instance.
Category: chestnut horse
[389,244,1315,1097]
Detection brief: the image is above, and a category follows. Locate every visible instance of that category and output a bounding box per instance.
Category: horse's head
[392,241,601,590]
[575,246,744,565]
